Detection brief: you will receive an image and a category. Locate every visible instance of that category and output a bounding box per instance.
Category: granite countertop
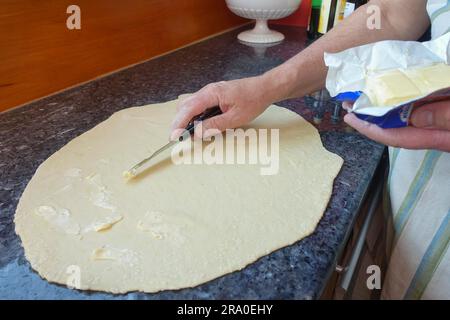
[0,25,385,299]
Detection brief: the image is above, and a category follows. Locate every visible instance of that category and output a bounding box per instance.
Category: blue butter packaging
[335,88,450,128]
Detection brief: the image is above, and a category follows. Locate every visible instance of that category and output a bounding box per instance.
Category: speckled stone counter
[0,25,385,299]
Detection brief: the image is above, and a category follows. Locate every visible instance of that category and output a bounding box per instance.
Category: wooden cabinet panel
[0,0,246,112]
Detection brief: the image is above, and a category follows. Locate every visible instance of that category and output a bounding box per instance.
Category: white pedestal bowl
[226,0,302,43]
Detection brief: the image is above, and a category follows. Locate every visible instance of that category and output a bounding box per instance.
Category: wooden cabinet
[0,0,246,112]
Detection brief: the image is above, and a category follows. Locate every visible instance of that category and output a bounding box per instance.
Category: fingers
[176,94,193,107]
[342,101,354,111]
[196,112,235,139]
[170,85,220,140]
[343,113,450,151]
[343,113,417,148]
[410,100,450,130]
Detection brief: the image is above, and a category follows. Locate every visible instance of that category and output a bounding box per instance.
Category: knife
[123,106,222,179]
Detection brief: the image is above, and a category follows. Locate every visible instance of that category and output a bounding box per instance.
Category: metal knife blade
[123,106,222,179]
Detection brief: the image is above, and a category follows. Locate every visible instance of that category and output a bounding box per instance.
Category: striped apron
[381,0,450,300]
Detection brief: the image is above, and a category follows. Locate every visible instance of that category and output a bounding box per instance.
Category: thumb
[410,101,450,130]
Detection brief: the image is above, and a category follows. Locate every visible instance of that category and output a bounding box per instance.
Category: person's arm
[261,0,430,102]
[170,0,429,139]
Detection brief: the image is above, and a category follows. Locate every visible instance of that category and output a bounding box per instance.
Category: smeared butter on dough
[64,168,82,178]
[92,245,138,266]
[137,211,186,243]
[122,170,136,180]
[86,173,116,211]
[34,206,80,235]
[83,215,123,233]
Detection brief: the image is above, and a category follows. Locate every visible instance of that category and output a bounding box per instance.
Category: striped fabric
[428,0,450,38]
[404,210,450,299]
[381,0,450,300]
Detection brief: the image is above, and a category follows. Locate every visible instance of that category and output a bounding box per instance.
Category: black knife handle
[182,106,223,140]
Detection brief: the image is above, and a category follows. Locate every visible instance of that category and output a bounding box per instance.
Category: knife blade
[123,106,222,179]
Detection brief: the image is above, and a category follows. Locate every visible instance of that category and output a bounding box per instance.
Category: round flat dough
[15,99,343,293]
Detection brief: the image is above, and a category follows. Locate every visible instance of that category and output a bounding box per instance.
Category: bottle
[307,0,323,40]
[344,0,367,18]
[318,0,347,35]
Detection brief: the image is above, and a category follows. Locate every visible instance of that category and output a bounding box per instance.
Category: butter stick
[364,63,450,107]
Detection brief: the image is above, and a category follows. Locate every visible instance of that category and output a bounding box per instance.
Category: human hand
[170,77,272,140]
[342,100,450,152]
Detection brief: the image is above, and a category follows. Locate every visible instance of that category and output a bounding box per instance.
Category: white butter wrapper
[324,32,450,128]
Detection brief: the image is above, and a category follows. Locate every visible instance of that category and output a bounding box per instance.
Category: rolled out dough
[15,99,343,294]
